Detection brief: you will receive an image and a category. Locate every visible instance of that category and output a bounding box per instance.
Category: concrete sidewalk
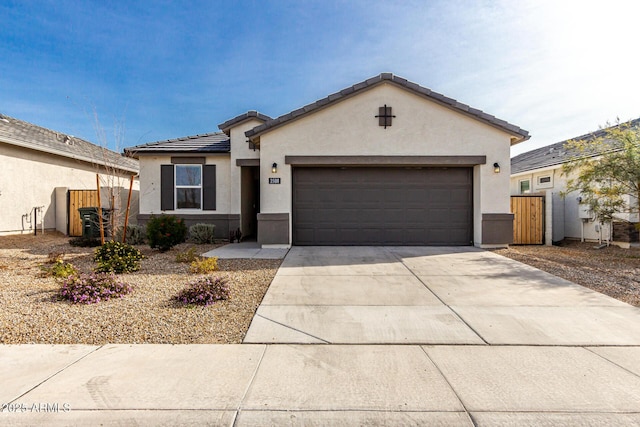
[2,343,640,425]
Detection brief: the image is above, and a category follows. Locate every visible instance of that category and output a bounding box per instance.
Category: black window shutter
[203,165,216,210]
[160,165,174,210]
[378,106,387,127]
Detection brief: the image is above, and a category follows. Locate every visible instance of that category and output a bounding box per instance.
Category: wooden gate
[511,195,545,244]
[68,190,99,236]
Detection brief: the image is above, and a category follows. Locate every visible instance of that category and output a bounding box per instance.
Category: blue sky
[1,0,638,156]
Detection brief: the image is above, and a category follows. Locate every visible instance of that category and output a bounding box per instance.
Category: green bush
[146,215,187,252]
[189,223,216,244]
[176,247,199,263]
[94,241,144,274]
[190,256,218,274]
[175,276,230,306]
[115,224,147,245]
[41,259,78,279]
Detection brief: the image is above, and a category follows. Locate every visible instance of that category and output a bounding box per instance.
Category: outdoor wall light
[493,162,500,173]
[272,162,278,173]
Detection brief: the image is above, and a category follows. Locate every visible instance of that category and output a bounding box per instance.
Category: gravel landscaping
[495,241,640,307]
[0,233,280,344]
[2,233,639,345]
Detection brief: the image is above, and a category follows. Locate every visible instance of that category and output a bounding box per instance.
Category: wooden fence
[68,190,99,236]
[511,195,545,244]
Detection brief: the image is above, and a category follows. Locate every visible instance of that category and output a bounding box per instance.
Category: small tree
[86,107,137,241]
[562,120,640,230]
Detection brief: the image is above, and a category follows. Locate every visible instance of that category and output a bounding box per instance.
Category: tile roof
[245,73,530,143]
[0,113,138,173]
[218,110,271,135]
[511,118,640,174]
[124,132,230,157]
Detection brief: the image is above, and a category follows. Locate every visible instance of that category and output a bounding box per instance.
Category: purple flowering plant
[175,276,230,306]
[58,272,133,304]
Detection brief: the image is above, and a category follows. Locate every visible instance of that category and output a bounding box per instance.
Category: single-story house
[510,118,640,245]
[126,73,529,247]
[0,114,140,236]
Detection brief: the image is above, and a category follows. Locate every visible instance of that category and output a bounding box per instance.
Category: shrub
[41,259,78,279]
[46,251,65,264]
[115,224,147,245]
[146,215,187,252]
[189,223,216,244]
[190,256,218,274]
[69,236,102,247]
[94,241,143,274]
[176,247,199,263]
[58,272,133,304]
[175,276,230,306]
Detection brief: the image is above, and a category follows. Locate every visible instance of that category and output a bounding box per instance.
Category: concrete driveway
[245,246,640,345]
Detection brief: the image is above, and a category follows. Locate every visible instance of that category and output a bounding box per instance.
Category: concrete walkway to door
[245,246,640,345]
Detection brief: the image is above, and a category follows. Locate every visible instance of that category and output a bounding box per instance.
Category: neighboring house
[510,118,640,245]
[126,73,529,247]
[0,114,139,235]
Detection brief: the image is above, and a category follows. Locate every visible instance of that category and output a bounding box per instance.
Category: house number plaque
[269,177,281,184]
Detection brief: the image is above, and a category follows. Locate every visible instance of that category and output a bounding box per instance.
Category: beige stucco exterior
[229,119,263,215]
[137,154,231,215]
[0,143,138,235]
[133,75,526,247]
[256,83,513,247]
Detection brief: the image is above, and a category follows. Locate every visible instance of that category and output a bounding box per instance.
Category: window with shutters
[161,163,216,211]
[175,165,202,209]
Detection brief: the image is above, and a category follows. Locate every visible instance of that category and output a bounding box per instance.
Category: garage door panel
[449,208,473,223]
[450,190,472,203]
[293,167,472,245]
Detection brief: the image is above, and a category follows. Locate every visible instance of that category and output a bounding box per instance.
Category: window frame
[536,174,553,188]
[174,164,203,210]
[519,179,531,194]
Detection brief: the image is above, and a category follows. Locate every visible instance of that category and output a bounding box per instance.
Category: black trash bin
[78,207,113,239]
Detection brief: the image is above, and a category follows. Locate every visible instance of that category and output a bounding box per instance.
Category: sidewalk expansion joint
[583,346,640,380]
[387,249,489,345]
[419,345,476,426]
[253,314,330,344]
[7,344,104,404]
[234,344,268,426]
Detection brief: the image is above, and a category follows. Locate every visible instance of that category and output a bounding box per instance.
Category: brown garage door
[292,167,473,245]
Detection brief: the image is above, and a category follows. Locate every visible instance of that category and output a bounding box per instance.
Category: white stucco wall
[257,83,514,246]
[0,143,138,235]
[138,154,231,215]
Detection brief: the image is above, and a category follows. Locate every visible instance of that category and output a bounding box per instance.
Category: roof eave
[245,74,529,142]
[125,149,230,157]
[218,111,271,136]
[2,136,139,174]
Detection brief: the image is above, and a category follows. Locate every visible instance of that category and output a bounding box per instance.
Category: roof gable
[511,118,640,174]
[125,132,230,157]
[218,110,271,135]
[245,73,529,144]
[0,113,138,173]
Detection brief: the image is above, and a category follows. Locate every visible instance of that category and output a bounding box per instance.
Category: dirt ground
[495,240,640,306]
